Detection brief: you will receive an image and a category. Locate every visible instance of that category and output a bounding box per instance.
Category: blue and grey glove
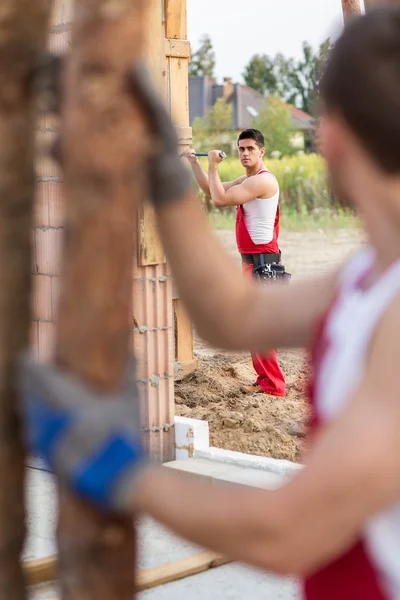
[128,64,192,207]
[17,352,147,514]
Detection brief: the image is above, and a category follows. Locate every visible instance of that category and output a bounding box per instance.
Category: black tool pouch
[253,262,291,284]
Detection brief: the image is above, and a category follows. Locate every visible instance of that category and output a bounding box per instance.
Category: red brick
[38,321,56,362]
[35,228,63,276]
[34,183,50,227]
[30,322,39,360]
[48,182,65,227]
[32,274,53,322]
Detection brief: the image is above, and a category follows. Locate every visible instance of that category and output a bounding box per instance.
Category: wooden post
[54,0,146,597]
[341,0,362,22]
[165,0,198,381]
[364,0,400,7]
[0,1,53,598]
[138,1,167,267]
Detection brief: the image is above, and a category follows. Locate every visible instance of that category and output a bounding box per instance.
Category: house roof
[285,104,315,131]
[188,76,315,131]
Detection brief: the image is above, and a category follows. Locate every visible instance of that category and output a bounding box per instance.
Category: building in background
[189,76,315,151]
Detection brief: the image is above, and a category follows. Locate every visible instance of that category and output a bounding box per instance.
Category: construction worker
[182,131,286,397]
[21,8,400,599]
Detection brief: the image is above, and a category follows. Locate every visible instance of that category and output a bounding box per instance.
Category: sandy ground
[175,227,363,461]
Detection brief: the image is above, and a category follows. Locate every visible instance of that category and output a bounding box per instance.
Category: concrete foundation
[26,456,301,599]
[26,416,304,598]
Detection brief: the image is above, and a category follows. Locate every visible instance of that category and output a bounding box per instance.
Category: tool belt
[241,252,291,284]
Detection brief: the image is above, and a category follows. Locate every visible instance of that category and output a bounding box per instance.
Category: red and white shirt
[236,168,280,255]
[305,246,400,600]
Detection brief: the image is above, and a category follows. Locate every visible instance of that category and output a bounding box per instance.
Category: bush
[253,96,296,158]
[198,153,336,214]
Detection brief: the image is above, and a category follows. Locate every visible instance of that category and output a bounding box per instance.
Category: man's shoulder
[246,170,279,197]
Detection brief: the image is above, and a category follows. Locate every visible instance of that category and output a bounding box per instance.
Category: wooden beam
[165,0,187,39]
[364,0,400,7]
[0,1,53,598]
[53,0,147,597]
[341,0,362,23]
[174,299,195,362]
[139,201,166,265]
[137,551,230,591]
[139,0,167,266]
[24,551,231,589]
[165,39,191,59]
[165,0,195,371]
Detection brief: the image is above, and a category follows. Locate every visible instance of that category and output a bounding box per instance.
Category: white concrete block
[164,458,285,489]
[174,416,210,460]
[195,447,302,478]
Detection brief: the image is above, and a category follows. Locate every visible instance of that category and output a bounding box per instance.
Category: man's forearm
[155,193,256,349]
[134,466,287,573]
[209,165,227,207]
[155,192,331,350]
[191,161,211,196]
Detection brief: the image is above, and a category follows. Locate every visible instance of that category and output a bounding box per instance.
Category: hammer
[180,151,227,159]
[195,152,227,159]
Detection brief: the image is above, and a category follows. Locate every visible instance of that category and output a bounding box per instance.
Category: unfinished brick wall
[32,2,70,361]
[32,0,187,461]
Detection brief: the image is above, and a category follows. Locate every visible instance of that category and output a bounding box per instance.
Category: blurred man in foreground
[21,9,400,599]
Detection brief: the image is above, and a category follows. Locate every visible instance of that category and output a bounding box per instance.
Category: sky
[187,0,365,84]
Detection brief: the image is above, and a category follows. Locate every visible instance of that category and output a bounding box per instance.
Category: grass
[210,207,358,232]
[201,153,358,231]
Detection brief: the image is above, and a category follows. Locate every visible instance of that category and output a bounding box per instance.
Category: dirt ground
[175,228,363,462]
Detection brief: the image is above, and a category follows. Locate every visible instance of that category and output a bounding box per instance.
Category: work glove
[128,64,192,207]
[17,352,147,514]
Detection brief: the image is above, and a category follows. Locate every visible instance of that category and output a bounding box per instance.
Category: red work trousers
[242,261,286,396]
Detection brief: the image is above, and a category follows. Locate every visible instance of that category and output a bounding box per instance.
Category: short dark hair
[237,129,265,148]
[319,7,400,174]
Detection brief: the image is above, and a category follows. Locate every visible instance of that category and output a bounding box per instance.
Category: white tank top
[242,171,279,245]
[315,246,400,598]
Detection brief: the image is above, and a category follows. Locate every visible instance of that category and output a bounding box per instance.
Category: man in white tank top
[24,9,400,598]
[182,129,286,397]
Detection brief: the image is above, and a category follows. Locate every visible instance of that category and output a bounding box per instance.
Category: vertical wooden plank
[139,0,166,267]
[341,0,362,22]
[165,0,195,375]
[54,0,147,597]
[138,207,166,265]
[144,1,166,88]
[165,0,187,39]
[364,0,400,7]
[173,300,198,379]
[0,1,53,598]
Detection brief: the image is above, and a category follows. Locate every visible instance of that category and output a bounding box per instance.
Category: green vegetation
[243,39,330,117]
[210,207,357,232]
[253,96,295,158]
[189,34,216,78]
[197,154,357,231]
[193,98,233,150]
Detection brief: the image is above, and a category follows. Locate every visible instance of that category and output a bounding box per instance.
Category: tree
[193,98,233,147]
[285,39,330,116]
[203,98,233,138]
[243,40,331,117]
[189,34,216,78]
[253,96,295,158]
[243,54,278,96]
